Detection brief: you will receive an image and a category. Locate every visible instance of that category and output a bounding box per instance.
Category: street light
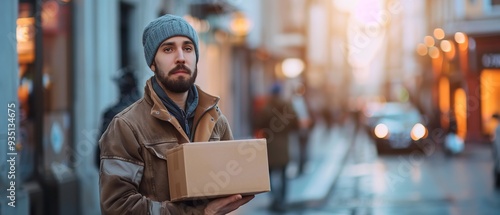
[416,43,428,56]
[440,40,452,52]
[454,32,468,51]
[229,12,252,37]
[429,46,440,59]
[454,32,466,44]
[281,58,305,78]
[433,28,445,40]
[424,36,435,47]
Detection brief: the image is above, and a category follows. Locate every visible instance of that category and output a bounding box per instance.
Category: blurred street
[232,117,358,215]
[3,0,500,214]
[233,117,500,215]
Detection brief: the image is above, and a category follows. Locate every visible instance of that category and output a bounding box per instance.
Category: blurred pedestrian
[257,82,298,211]
[99,14,253,215]
[444,112,464,155]
[491,113,500,188]
[291,82,313,176]
[95,68,140,168]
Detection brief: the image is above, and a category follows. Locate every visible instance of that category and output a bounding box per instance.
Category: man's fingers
[239,195,255,205]
[222,195,255,214]
[232,195,254,207]
[218,194,242,206]
[205,194,255,215]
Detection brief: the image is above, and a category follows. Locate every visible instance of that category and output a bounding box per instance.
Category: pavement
[230,117,358,215]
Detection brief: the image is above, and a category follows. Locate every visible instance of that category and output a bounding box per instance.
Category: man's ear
[150,62,156,72]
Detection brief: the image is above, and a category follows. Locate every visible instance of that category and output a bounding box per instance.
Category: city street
[3,1,500,214]
[318,126,500,215]
[234,118,500,215]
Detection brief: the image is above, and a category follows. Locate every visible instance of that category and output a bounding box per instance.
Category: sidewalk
[231,118,357,214]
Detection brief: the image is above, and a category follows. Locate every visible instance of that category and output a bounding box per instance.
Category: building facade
[424,0,500,143]
[1,0,258,214]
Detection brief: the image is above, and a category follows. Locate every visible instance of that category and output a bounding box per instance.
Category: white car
[362,102,428,154]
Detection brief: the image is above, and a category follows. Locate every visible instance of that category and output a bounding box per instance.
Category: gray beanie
[142,14,199,66]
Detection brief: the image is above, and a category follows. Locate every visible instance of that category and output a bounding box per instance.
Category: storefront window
[17,0,74,182]
[18,1,36,183]
[438,77,450,128]
[480,69,500,136]
[454,88,467,139]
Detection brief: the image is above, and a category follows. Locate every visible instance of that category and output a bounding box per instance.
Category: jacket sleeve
[217,114,233,141]
[99,117,205,215]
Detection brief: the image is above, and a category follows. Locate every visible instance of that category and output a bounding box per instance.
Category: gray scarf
[151,77,199,140]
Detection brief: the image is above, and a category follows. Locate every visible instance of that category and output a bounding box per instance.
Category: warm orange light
[454,88,467,139]
[374,124,389,139]
[440,40,452,52]
[17,17,35,64]
[229,12,252,36]
[424,36,435,47]
[439,77,450,114]
[444,40,456,60]
[281,58,305,78]
[433,28,445,40]
[429,46,440,59]
[480,70,500,136]
[18,84,29,104]
[417,43,428,56]
[411,123,427,141]
[274,62,284,79]
[455,32,468,51]
[454,32,466,44]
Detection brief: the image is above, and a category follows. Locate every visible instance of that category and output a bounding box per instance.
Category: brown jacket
[99,79,233,215]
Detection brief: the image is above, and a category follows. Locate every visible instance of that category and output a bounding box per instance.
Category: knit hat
[142,14,199,66]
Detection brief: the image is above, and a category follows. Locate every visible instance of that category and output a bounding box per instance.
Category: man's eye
[164,48,173,52]
[184,47,193,51]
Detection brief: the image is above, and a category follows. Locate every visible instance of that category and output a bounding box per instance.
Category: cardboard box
[166,138,270,202]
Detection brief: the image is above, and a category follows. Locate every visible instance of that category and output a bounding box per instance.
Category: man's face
[150,36,197,93]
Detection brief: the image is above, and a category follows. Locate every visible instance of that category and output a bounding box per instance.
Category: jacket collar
[144,78,220,141]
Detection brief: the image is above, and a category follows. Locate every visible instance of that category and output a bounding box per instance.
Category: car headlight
[411,123,427,141]
[374,123,389,139]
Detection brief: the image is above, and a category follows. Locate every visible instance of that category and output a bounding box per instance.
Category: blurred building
[8,0,500,214]
[2,0,261,214]
[421,0,500,143]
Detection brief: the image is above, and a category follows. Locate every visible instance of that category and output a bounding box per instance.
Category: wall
[0,1,29,214]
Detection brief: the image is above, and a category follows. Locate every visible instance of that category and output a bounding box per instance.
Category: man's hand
[204,194,255,215]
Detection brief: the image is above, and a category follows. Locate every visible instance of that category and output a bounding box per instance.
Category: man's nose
[176,49,185,64]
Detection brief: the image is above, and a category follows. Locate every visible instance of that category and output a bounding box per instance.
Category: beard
[155,64,197,93]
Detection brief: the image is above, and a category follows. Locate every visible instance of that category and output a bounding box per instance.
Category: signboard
[482,53,500,69]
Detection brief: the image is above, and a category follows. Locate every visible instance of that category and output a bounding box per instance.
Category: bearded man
[98,14,254,215]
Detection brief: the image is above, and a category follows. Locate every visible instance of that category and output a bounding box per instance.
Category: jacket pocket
[143,139,179,161]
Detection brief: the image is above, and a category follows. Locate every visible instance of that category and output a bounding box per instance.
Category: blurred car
[362,102,428,154]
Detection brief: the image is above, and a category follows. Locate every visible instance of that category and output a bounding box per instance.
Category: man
[257,82,298,211]
[99,14,254,215]
[290,82,312,176]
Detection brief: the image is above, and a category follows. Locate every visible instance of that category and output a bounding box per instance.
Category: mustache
[168,65,192,75]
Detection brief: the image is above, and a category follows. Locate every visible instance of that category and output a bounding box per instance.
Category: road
[310,124,500,215]
[233,119,500,215]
